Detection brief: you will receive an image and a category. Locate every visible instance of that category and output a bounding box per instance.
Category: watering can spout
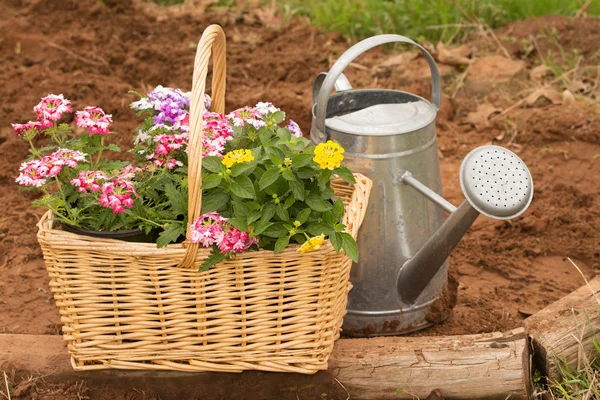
[397,145,534,305]
[397,198,479,304]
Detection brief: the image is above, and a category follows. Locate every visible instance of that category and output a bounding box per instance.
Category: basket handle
[178,24,227,269]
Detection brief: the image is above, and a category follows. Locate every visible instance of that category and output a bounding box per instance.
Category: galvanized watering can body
[311,35,534,337]
[311,35,447,336]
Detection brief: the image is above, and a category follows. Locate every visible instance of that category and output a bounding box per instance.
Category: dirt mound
[498,15,600,63]
[0,0,599,344]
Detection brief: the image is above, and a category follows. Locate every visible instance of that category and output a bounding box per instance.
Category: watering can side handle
[311,72,353,107]
[314,34,441,134]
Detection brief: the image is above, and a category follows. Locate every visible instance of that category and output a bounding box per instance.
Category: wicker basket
[36,25,372,374]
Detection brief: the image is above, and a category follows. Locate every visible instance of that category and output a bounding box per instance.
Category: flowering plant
[13,95,145,231]
[14,88,359,271]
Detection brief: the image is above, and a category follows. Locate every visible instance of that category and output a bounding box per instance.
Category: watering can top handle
[314,34,441,134]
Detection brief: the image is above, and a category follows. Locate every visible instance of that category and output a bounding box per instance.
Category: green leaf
[228,218,248,232]
[281,168,296,182]
[283,195,296,210]
[274,235,290,253]
[268,151,282,167]
[318,169,333,186]
[306,193,332,212]
[201,191,229,214]
[296,208,312,224]
[289,180,305,201]
[332,198,344,222]
[231,161,256,177]
[291,153,314,169]
[334,166,356,184]
[251,220,273,236]
[275,205,289,221]
[261,203,277,221]
[203,156,224,173]
[165,183,187,216]
[233,200,251,221]
[156,222,184,248]
[330,232,343,252]
[258,130,272,148]
[306,222,334,237]
[202,174,222,190]
[106,143,122,152]
[259,168,280,190]
[247,209,262,225]
[262,223,289,238]
[198,251,227,272]
[272,110,286,124]
[276,127,291,142]
[340,232,359,262]
[296,167,316,179]
[231,175,255,199]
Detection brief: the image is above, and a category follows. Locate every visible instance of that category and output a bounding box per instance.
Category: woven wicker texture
[36,24,372,373]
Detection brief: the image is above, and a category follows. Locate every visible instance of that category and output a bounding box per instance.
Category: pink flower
[98,179,138,214]
[75,106,113,135]
[15,149,86,188]
[50,149,87,168]
[71,170,108,193]
[33,94,72,123]
[189,212,227,247]
[288,120,302,137]
[226,107,266,130]
[15,160,47,187]
[201,112,232,157]
[118,165,142,180]
[11,121,42,137]
[218,226,258,253]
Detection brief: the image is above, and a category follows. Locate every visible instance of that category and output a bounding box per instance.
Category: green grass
[284,0,600,43]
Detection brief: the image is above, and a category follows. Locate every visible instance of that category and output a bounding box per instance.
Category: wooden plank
[524,276,600,381]
[0,330,530,399]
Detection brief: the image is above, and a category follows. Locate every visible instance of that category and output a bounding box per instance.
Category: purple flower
[288,120,302,137]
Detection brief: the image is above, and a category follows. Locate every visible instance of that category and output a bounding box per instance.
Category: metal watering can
[311,35,534,336]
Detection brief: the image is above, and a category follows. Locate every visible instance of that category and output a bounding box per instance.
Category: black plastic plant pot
[62,224,160,243]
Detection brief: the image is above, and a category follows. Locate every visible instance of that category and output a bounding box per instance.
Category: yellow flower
[222,149,254,169]
[298,234,325,254]
[284,157,292,167]
[313,140,344,170]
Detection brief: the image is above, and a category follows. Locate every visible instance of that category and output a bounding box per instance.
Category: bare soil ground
[0,0,599,398]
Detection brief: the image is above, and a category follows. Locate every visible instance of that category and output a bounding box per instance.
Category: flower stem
[94,136,105,169]
[135,216,163,228]
[27,139,39,156]
[54,176,76,224]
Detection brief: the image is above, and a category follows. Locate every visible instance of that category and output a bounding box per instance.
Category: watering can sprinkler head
[397,145,534,305]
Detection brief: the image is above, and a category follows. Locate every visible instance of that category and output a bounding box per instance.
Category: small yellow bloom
[313,140,344,170]
[222,149,254,169]
[298,234,325,254]
[284,157,293,167]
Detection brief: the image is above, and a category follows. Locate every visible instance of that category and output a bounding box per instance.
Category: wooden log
[524,276,600,381]
[331,328,530,399]
[0,330,530,399]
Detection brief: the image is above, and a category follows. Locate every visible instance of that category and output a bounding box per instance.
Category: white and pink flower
[75,106,113,135]
[226,107,266,130]
[33,94,72,124]
[188,212,227,247]
[11,121,43,137]
[189,212,257,254]
[71,170,109,193]
[218,226,258,254]
[98,179,138,215]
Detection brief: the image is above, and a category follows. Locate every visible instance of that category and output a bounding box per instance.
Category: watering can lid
[324,100,437,136]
